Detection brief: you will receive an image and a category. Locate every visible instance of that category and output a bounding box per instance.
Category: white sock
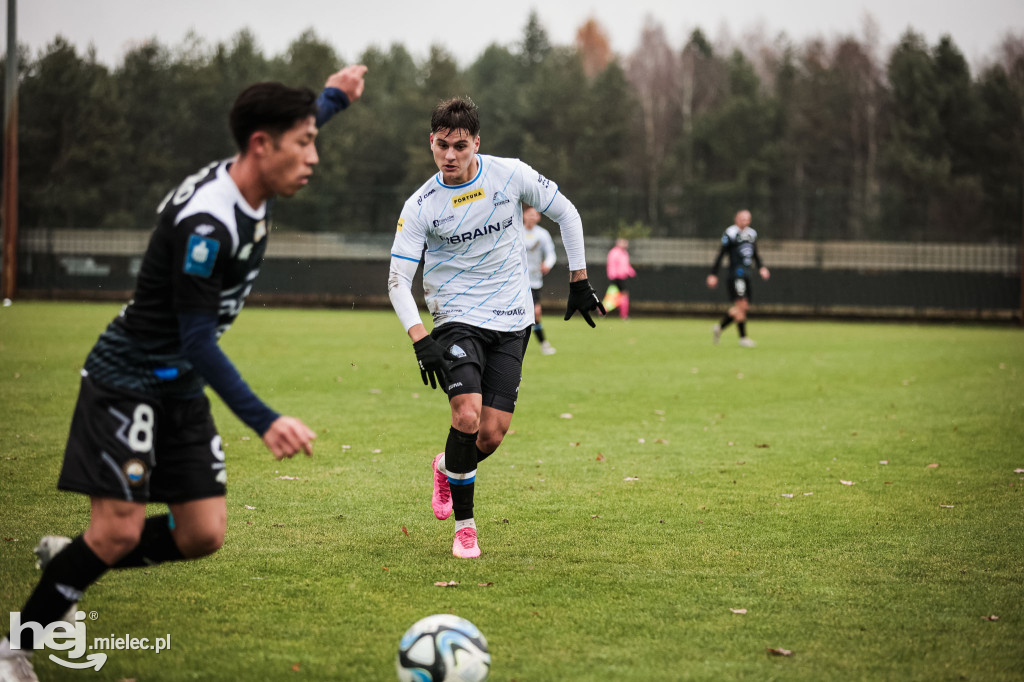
[436,453,447,475]
[454,518,476,532]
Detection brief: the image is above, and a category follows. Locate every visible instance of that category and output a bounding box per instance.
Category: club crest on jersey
[254,220,267,242]
[194,224,215,236]
[184,235,219,278]
[449,344,467,359]
[452,188,485,208]
[123,458,148,487]
[492,191,510,206]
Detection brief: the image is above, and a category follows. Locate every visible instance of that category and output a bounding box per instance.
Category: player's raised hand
[325,64,367,103]
[564,278,605,328]
[413,336,457,390]
[262,416,317,459]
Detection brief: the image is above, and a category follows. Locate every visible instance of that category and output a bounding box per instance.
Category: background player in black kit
[706,209,770,348]
[0,66,367,680]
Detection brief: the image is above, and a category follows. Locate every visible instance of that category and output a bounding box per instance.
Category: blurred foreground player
[0,66,367,681]
[706,209,770,347]
[387,97,604,559]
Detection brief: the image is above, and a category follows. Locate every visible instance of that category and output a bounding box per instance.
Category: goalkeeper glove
[563,279,606,328]
[413,336,457,390]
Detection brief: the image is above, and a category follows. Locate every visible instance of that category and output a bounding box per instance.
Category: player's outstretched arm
[325,64,367,103]
[563,269,606,328]
[262,416,317,460]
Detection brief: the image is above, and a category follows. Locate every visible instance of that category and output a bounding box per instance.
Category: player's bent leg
[167,496,227,558]
[477,407,514,459]
[83,497,147,565]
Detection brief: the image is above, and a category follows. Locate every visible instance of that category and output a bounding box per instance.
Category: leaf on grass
[596,453,605,461]
[840,480,855,486]
[654,409,666,415]
[273,523,286,527]
[291,663,301,672]
[434,581,460,587]
[638,438,646,444]
[276,475,298,480]
[590,515,601,519]
[879,460,889,465]
[730,608,747,614]
[756,443,770,448]
[240,436,251,441]
[369,388,382,394]
[372,449,382,454]
[382,566,389,571]
[781,494,794,498]
[624,476,640,482]
[560,413,573,419]
[984,615,999,621]
[244,505,256,510]
[803,492,814,496]
[477,582,494,587]
[569,441,580,447]
[767,647,793,656]
[655,438,669,444]
[401,526,409,537]
[341,445,351,450]
[3,537,16,542]
[939,505,955,509]
[926,463,939,468]
[1014,469,1024,474]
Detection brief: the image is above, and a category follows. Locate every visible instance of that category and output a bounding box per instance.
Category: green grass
[1,301,1022,681]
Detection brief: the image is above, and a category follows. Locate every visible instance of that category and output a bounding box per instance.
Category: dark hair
[229,82,318,153]
[430,97,480,137]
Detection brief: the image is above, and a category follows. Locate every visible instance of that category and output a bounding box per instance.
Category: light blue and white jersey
[524,225,556,290]
[391,155,561,331]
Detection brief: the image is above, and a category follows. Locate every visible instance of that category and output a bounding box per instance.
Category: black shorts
[531,288,542,306]
[58,374,226,503]
[431,323,530,413]
[727,276,753,302]
[611,279,629,294]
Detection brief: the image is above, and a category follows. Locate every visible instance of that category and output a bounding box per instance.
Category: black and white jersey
[713,225,762,279]
[84,159,270,396]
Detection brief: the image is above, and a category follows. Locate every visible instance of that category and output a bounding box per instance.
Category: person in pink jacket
[606,238,637,319]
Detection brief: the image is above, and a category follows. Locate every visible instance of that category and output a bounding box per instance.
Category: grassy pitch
[1,302,1022,681]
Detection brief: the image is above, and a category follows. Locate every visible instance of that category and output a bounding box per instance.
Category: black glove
[413,336,457,389]
[563,279,606,328]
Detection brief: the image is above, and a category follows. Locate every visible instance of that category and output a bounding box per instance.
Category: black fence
[10,229,1022,321]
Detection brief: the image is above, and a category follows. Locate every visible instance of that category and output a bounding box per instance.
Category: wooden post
[1,0,17,301]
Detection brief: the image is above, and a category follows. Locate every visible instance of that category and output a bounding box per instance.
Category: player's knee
[451,406,481,433]
[178,527,225,558]
[91,524,144,560]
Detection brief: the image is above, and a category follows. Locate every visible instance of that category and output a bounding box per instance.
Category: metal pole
[1,0,17,301]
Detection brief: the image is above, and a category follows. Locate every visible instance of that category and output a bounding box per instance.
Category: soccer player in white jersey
[706,210,770,347]
[387,97,604,558]
[523,205,558,355]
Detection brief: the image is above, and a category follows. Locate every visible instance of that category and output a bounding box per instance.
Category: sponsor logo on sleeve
[397,218,405,232]
[184,235,219,278]
[417,188,436,206]
[452,188,485,208]
[536,174,551,189]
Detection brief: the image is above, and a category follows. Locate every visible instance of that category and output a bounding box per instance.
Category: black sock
[445,427,478,522]
[13,535,108,649]
[476,445,494,464]
[111,514,185,568]
[738,321,747,337]
[533,323,546,343]
[720,314,734,329]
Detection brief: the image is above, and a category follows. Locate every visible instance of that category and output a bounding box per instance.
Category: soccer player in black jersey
[0,65,367,680]
[706,210,770,347]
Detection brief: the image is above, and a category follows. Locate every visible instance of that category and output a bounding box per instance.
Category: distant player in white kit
[387,97,604,558]
[523,205,558,355]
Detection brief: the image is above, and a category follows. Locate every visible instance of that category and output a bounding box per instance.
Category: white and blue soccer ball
[396,614,490,682]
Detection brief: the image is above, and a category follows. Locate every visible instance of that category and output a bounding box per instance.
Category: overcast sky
[12,0,1024,69]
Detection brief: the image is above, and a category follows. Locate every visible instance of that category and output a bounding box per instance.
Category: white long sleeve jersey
[389,155,586,332]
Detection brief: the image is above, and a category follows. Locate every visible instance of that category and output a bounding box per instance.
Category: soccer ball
[396,614,490,681]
